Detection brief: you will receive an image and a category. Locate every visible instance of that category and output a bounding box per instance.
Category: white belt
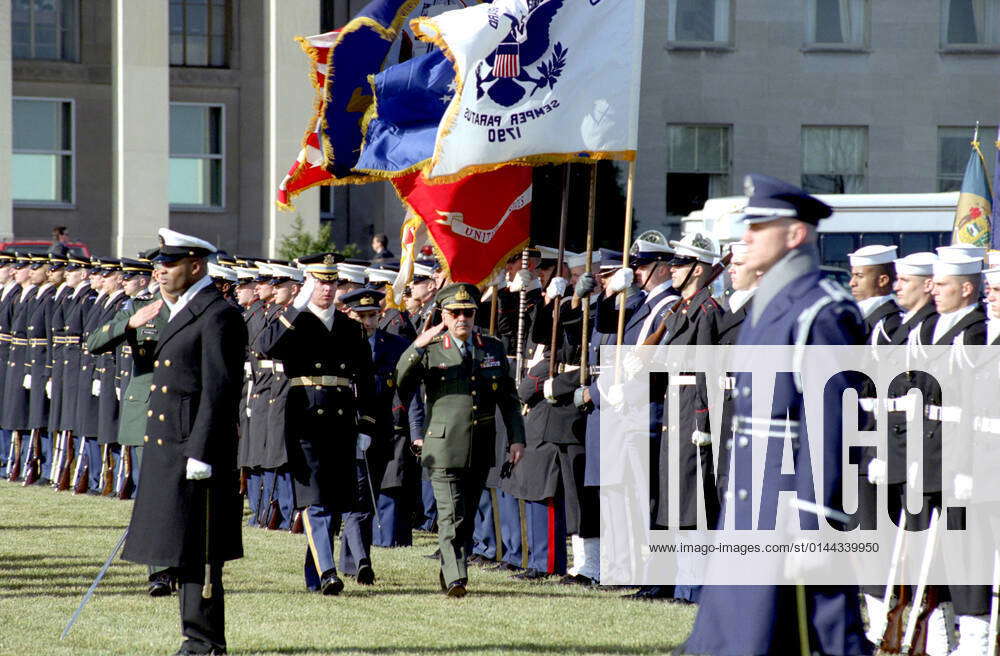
[885,396,917,413]
[259,360,274,369]
[670,375,697,386]
[718,375,735,390]
[244,361,252,375]
[858,397,877,412]
[559,364,580,374]
[926,405,961,423]
[274,362,284,374]
[974,417,1000,435]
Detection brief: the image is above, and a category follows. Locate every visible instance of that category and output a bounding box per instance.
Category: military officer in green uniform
[86,256,175,596]
[396,282,525,598]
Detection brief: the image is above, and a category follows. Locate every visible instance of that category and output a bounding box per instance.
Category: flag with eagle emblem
[411,0,645,182]
[951,133,993,248]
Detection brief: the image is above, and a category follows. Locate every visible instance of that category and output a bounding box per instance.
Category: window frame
[800,125,869,194]
[11,0,80,62]
[665,123,733,217]
[803,0,871,52]
[939,0,1000,52]
[12,96,76,209]
[936,125,999,192]
[169,102,226,212]
[169,0,231,68]
[665,0,735,50]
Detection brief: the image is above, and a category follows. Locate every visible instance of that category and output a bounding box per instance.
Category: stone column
[0,0,13,241]
[265,0,320,258]
[112,0,169,256]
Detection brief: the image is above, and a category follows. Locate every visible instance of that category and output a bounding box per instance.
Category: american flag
[491,42,520,79]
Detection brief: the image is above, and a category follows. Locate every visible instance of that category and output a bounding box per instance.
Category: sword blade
[362,451,383,534]
[61,528,129,640]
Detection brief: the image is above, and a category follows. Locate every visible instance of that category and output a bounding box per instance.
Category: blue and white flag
[412,0,645,182]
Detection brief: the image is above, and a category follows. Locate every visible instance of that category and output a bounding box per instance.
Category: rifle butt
[6,433,21,482]
[266,500,281,530]
[908,586,940,656]
[879,584,912,654]
[290,510,304,534]
[57,433,75,491]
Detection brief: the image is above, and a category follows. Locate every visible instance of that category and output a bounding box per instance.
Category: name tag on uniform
[480,356,501,369]
[22,374,31,390]
[91,379,101,397]
[139,328,158,338]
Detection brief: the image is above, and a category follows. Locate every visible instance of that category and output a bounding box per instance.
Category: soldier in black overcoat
[121,230,247,656]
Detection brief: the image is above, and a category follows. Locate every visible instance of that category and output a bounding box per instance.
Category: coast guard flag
[412,0,645,182]
[992,127,1000,250]
[952,134,993,248]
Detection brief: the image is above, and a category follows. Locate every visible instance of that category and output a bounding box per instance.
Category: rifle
[908,586,940,656]
[880,582,912,654]
[641,252,733,347]
[7,431,22,482]
[117,446,134,500]
[259,473,279,529]
[49,431,64,486]
[238,467,248,496]
[72,436,90,494]
[56,431,75,491]
[22,429,41,486]
[99,445,114,496]
[290,509,304,534]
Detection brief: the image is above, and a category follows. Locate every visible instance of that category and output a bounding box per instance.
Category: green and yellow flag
[952,133,993,247]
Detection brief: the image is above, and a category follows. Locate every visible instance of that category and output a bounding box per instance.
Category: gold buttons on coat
[159,414,165,422]
[337,409,343,416]
[150,384,156,391]
[147,410,153,417]
[314,362,322,369]
[154,360,159,367]
[143,436,149,443]
[164,360,171,367]
[161,386,167,393]
[157,439,163,446]
[317,409,324,415]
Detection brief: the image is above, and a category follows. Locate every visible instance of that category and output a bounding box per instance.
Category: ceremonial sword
[61,528,128,640]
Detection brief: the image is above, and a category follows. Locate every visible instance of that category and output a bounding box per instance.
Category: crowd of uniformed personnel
[5,174,1000,656]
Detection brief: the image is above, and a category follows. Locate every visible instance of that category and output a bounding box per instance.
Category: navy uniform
[46,253,74,485]
[94,261,131,494]
[61,261,100,492]
[236,265,270,526]
[683,175,872,656]
[0,253,19,478]
[122,230,247,656]
[396,283,526,597]
[256,253,378,595]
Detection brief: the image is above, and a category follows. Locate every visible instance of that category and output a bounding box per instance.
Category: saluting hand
[128,299,164,329]
[413,322,446,349]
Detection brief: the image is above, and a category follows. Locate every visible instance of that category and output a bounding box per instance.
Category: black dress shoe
[467,554,492,567]
[320,571,344,596]
[446,580,467,598]
[173,639,226,655]
[512,568,550,581]
[559,574,597,586]
[489,561,523,573]
[622,585,672,601]
[422,549,441,560]
[356,564,375,586]
[148,572,175,597]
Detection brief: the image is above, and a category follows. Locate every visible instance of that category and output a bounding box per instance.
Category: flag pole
[614,160,637,382]
[579,165,598,387]
[515,246,530,385]
[548,164,572,379]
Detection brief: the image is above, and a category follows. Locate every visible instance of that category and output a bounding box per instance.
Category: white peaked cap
[986,250,1000,269]
[937,243,986,261]
[729,241,749,260]
[157,228,217,253]
[208,263,238,282]
[567,251,600,269]
[233,266,257,282]
[894,252,937,277]
[933,255,982,277]
[269,263,305,283]
[848,244,897,267]
[412,263,435,279]
[669,233,719,264]
[984,267,1000,285]
[366,267,397,284]
[337,263,367,284]
[536,245,560,260]
[255,262,273,277]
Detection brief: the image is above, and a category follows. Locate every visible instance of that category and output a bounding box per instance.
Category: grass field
[0,483,696,655]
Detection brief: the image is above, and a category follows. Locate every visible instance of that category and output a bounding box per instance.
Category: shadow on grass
[251,644,680,655]
[0,525,128,531]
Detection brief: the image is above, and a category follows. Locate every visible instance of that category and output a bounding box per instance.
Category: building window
[801,126,867,194]
[170,0,229,67]
[666,125,730,218]
[11,0,78,61]
[12,98,74,205]
[941,0,1000,47]
[170,104,224,209]
[667,0,731,45]
[806,0,868,47]
[938,127,998,192]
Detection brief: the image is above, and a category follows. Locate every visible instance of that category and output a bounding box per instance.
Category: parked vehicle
[0,240,91,258]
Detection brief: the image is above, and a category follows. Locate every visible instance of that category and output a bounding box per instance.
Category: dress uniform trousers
[525,495,567,575]
[302,505,341,589]
[375,488,412,547]
[432,467,489,585]
[472,488,499,559]
[339,455,374,575]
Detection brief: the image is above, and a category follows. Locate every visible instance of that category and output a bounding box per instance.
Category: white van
[683,192,958,269]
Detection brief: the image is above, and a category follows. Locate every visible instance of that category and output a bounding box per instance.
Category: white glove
[546,276,569,299]
[357,433,372,452]
[573,386,589,409]
[691,431,712,447]
[608,267,634,294]
[543,377,557,404]
[292,275,315,310]
[623,352,644,380]
[508,269,533,293]
[954,473,973,501]
[606,383,625,409]
[867,458,887,485]
[186,458,212,480]
[494,271,507,290]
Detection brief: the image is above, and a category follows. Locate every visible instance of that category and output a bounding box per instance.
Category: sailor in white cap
[120,228,246,655]
[232,266,259,309]
[208,262,239,304]
[335,263,368,306]
[931,255,987,345]
[848,245,901,345]
[936,243,987,262]
[985,264,1000,345]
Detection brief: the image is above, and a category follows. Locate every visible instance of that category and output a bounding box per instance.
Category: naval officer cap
[337,263,368,285]
[630,239,675,265]
[269,262,305,284]
[895,252,937,277]
[567,251,600,269]
[741,174,833,225]
[121,257,154,279]
[99,257,121,275]
[207,262,239,283]
[412,262,435,282]
[933,254,982,277]
[669,232,719,265]
[729,241,750,260]
[233,266,258,283]
[936,243,986,262]
[298,252,343,281]
[154,228,217,263]
[47,252,69,270]
[341,288,385,313]
[28,253,50,269]
[366,266,398,287]
[436,282,480,310]
[848,244,897,267]
[984,266,1000,285]
[598,249,624,274]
